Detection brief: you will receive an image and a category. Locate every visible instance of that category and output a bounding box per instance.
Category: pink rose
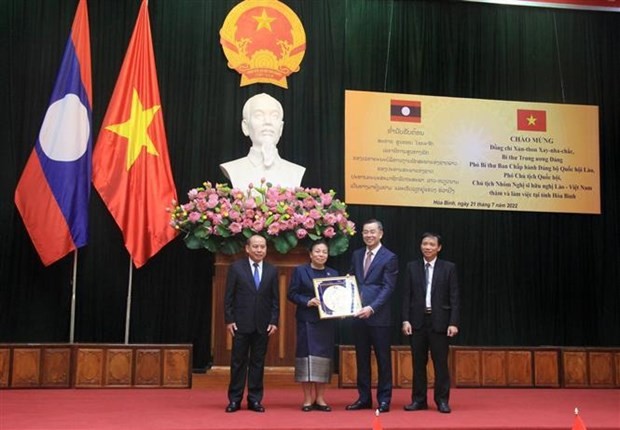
[323,213,337,225]
[303,217,315,229]
[229,210,241,221]
[303,197,316,209]
[292,213,306,224]
[323,227,336,238]
[267,223,281,236]
[266,188,280,200]
[309,209,321,220]
[195,199,208,211]
[210,213,223,225]
[229,222,243,234]
[206,194,219,209]
[320,193,333,206]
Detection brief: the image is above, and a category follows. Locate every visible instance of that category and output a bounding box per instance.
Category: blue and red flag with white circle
[15,0,92,266]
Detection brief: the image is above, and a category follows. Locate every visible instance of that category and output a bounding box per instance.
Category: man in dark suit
[402,232,459,414]
[224,235,279,413]
[346,219,398,413]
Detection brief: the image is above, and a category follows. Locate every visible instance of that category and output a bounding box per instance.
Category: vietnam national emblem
[220,0,306,88]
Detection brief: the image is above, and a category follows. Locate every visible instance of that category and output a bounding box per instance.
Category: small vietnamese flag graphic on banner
[517,109,547,131]
[14,0,92,266]
[391,99,421,123]
[92,0,177,268]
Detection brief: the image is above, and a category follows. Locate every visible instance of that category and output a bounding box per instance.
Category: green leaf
[184,234,203,250]
[202,238,220,253]
[193,228,208,239]
[330,200,346,210]
[328,234,349,256]
[215,224,232,237]
[308,232,321,241]
[272,236,293,254]
[284,231,298,248]
[220,238,244,254]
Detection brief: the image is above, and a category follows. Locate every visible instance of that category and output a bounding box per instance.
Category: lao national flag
[517,109,547,132]
[391,99,421,123]
[14,0,92,266]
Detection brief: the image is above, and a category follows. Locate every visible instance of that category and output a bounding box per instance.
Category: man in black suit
[402,232,459,414]
[224,235,279,413]
[346,219,398,413]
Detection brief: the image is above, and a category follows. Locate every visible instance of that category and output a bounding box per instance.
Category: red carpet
[1,388,618,430]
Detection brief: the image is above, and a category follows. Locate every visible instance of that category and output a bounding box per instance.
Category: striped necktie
[363,251,372,277]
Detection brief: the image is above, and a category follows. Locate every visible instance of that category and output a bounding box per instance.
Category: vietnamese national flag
[92,0,177,268]
[572,412,587,430]
[517,109,547,131]
[391,99,421,123]
[372,411,383,430]
[14,0,92,266]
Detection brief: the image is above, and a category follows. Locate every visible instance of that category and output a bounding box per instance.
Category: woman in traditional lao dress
[288,240,337,412]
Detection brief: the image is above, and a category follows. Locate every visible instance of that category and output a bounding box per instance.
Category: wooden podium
[210,247,308,366]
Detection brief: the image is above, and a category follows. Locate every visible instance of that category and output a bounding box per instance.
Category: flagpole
[124,257,134,344]
[69,250,79,343]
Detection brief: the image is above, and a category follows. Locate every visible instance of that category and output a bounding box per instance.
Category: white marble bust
[220,93,305,189]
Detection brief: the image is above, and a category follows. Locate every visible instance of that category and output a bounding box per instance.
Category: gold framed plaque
[313,275,362,319]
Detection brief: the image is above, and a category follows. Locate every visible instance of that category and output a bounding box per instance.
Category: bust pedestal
[210,246,308,366]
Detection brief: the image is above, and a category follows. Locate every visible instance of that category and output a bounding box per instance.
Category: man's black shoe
[378,402,390,413]
[403,401,428,411]
[437,402,451,413]
[345,400,372,410]
[248,402,265,412]
[225,402,240,413]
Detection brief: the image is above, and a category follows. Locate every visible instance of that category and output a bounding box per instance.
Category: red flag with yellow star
[517,109,547,132]
[572,409,587,430]
[93,0,177,268]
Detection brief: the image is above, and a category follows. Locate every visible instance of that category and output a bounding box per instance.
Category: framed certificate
[313,275,362,319]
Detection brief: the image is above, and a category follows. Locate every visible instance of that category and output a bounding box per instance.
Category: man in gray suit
[224,235,279,413]
[402,232,459,414]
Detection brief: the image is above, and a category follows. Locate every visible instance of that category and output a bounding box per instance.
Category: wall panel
[0,344,191,389]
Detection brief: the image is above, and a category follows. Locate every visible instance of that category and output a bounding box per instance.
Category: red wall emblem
[220,0,306,88]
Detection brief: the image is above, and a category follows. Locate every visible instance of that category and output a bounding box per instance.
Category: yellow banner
[345,90,600,214]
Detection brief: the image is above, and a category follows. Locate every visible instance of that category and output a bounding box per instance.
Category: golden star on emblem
[253,8,276,32]
[105,89,160,170]
[526,115,537,126]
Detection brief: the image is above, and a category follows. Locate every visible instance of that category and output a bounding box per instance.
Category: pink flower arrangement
[169,180,356,255]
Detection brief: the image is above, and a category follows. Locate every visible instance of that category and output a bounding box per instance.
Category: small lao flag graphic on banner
[391,99,421,123]
[517,109,547,131]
